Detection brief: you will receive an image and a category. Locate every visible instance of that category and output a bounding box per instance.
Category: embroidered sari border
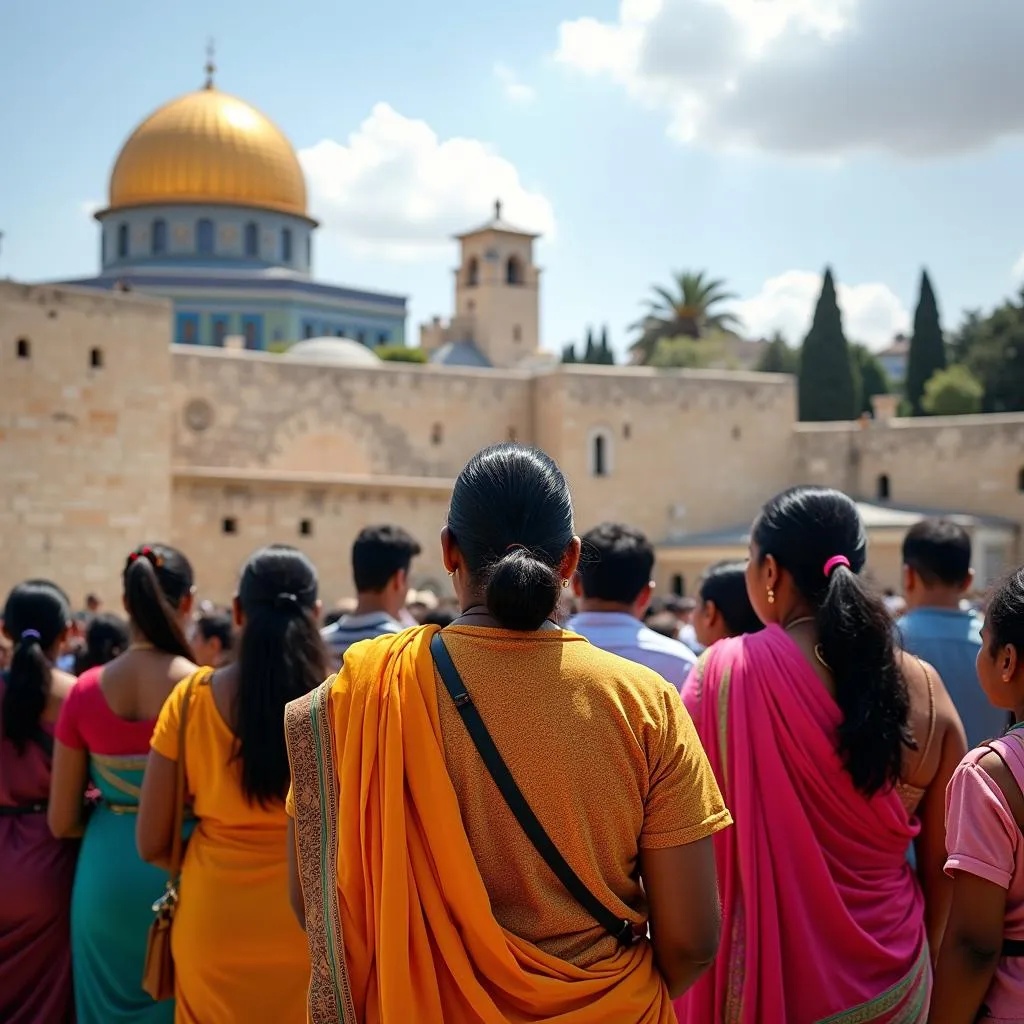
[815,945,930,1024]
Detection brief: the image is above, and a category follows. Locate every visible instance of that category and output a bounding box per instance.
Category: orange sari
[285,626,674,1023]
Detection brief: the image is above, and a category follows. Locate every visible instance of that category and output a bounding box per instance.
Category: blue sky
[4,0,1024,356]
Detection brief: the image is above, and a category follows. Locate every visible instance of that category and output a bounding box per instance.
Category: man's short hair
[196,612,234,652]
[577,522,655,605]
[902,518,972,588]
[352,525,422,593]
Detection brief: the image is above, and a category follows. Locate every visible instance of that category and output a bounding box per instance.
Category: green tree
[798,268,857,422]
[755,331,800,374]
[906,269,947,415]
[629,270,741,364]
[584,327,597,363]
[598,324,615,364]
[850,344,891,416]
[952,292,1024,412]
[920,364,983,416]
[376,346,426,363]
[561,343,577,364]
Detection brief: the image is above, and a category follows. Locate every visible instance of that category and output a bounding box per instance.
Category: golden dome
[106,85,310,220]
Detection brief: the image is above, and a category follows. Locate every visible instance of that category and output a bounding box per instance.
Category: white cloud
[494,63,536,104]
[555,0,1024,157]
[299,103,554,261]
[736,270,909,349]
[1012,253,1024,281]
[80,200,102,218]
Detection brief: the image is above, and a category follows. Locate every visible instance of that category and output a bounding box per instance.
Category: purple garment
[0,695,78,1023]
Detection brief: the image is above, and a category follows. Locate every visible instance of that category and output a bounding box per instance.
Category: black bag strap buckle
[430,631,635,947]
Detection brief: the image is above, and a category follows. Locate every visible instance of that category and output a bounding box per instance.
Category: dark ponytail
[448,444,575,632]
[122,544,195,660]
[753,487,912,795]
[234,545,326,806]
[2,580,72,752]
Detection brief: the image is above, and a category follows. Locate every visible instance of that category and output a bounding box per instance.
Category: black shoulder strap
[429,632,633,946]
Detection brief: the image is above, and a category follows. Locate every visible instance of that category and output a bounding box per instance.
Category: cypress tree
[906,269,946,415]
[798,268,857,422]
[561,343,577,364]
[584,327,596,363]
[599,324,615,364]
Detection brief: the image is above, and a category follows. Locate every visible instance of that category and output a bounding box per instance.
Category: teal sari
[71,754,186,1024]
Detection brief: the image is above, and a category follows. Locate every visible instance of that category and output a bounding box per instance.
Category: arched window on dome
[244,222,259,258]
[151,219,167,256]
[117,223,129,260]
[281,228,293,264]
[506,255,523,286]
[196,218,215,255]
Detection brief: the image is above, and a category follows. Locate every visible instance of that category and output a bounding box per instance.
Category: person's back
[321,524,421,669]
[286,444,730,1023]
[49,544,197,1024]
[568,522,696,691]
[678,487,966,1024]
[0,581,79,1024]
[897,518,1006,747]
[139,545,323,1024]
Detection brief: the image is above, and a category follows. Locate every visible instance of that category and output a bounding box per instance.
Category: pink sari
[676,625,930,1024]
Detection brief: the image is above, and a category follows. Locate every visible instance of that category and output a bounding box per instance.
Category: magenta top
[55,666,157,755]
[945,731,1024,1017]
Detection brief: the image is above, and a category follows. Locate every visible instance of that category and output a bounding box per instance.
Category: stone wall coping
[174,465,455,494]
[7,279,172,313]
[795,411,1024,433]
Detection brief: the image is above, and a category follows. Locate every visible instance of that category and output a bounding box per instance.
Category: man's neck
[352,593,397,620]
[906,588,965,612]
[578,599,640,620]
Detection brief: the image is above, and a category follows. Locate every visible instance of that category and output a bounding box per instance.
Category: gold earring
[447,569,456,578]
[767,587,775,605]
[561,579,570,589]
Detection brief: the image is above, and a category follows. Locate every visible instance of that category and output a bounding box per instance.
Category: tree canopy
[921,364,983,416]
[630,271,740,364]
[798,269,857,422]
[906,270,946,415]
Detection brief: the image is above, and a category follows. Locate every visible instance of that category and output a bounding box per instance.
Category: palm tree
[630,271,742,364]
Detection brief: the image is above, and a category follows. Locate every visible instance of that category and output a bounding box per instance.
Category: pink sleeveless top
[945,731,1024,1020]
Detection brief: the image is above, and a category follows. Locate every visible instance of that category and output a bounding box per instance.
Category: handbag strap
[429,632,633,946]
[168,672,200,881]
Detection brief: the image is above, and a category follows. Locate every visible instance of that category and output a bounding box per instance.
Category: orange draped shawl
[285,625,674,1024]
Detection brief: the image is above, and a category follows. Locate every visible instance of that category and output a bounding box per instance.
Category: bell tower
[451,200,540,368]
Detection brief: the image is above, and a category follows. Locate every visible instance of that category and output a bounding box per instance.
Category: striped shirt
[321,612,402,669]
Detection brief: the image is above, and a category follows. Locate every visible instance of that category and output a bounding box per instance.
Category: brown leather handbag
[142,674,196,1001]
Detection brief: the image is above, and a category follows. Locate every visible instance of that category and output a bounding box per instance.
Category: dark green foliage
[561,343,578,364]
[798,269,857,422]
[564,326,615,365]
[951,290,1024,412]
[756,331,800,374]
[906,270,946,415]
[921,365,983,416]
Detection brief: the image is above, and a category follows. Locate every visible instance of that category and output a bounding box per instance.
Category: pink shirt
[55,666,157,756]
[945,738,1024,1019]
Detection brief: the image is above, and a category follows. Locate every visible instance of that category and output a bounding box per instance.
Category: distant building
[56,61,406,352]
[879,334,910,384]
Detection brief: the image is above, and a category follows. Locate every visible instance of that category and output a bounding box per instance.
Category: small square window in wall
[90,348,103,369]
[16,338,30,359]
[221,517,238,535]
[431,423,443,445]
[299,519,314,537]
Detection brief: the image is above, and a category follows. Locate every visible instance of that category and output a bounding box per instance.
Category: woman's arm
[287,816,306,930]
[136,750,178,872]
[640,837,722,998]
[48,739,90,839]
[929,872,1005,1024]
[915,720,968,958]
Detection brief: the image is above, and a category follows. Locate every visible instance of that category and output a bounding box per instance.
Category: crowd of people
[1,440,1022,1023]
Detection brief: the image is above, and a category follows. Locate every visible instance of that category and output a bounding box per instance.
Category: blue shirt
[566,611,697,692]
[321,611,402,669]
[897,607,1005,748]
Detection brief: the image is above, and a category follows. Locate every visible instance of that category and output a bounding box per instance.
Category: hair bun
[485,548,560,631]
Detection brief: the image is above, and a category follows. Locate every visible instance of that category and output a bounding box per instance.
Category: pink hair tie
[823,555,851,578]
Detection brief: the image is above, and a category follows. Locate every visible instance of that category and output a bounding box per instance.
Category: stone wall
[795,414,1024,524]
[0,283,173,605]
